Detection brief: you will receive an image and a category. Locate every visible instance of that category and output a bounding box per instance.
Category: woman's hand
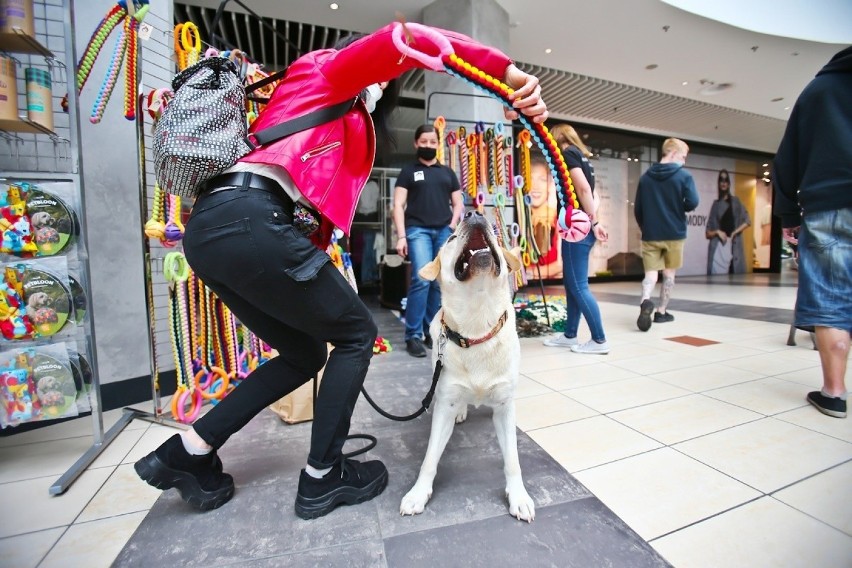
[717,230,728,244]
[503,64,548,124]
[593,223,608,243]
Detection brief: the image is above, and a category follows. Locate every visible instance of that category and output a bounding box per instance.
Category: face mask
[363,83,383,114]
[416,146,437,161]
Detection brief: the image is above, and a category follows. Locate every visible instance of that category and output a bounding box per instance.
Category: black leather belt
[201,171,286,197]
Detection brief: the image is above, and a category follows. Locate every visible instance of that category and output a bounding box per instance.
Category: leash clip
[437,328,448,362]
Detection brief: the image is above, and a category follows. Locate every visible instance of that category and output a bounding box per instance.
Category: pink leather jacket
[239,22,511,248]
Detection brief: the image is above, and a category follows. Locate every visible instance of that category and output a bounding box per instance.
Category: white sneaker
[570,339,611,355]
[543,334,579,348]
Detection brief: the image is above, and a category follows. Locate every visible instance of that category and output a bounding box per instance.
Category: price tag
[139,22,153,41]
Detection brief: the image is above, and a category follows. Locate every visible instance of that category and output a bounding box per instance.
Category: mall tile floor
[1,272,850,567]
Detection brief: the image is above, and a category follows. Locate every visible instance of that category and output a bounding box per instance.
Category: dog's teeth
[469,247,489,255]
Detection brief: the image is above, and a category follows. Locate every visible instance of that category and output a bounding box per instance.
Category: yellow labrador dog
[400,211,535,522]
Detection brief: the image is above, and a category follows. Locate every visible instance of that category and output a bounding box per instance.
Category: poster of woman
[525,155,563,279]
[706,169,751,274]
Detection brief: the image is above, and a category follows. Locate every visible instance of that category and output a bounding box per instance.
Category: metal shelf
[0,29,54,58]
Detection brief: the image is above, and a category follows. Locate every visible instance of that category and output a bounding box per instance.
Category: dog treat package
[1,257,73,340]
[25,184,78,257]
[0,342,79,429]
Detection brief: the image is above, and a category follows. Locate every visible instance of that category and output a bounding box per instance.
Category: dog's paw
[400,485,432,516]
[507,488,536,523]
[455,406,468,423]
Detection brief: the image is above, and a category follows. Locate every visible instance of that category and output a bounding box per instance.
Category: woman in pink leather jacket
[134,21,549,519]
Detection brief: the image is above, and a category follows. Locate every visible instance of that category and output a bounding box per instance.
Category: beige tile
[607,352,711,375]
[121,423,182,464]
[598,343,669,362]
[0,408,148,449]
[89,428,147,469]
[773,366,829,388]
[611,395,762,445]
[576,448,760,540]
[674,418,852,493]
[514,375,554,399]
[39,511,147,568]
[0,527,65,568]
[649,363,765,392]
[677,342,766,361]
[723,352,819,375]
[527,415,661,472]
[563,377,691,414]
[773,461,852,536]
[704,377,810,415]
[515,392,598,431]
[519,351,601,374]
[775,406,852,444]
[0,467,112,538]
[0,436,94,484]
[652,497,852,568]
[77,463,162,523]
[526,363,640,391]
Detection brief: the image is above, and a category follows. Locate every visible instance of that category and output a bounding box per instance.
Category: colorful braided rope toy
[391,22,590,242]
[76,0,149,123]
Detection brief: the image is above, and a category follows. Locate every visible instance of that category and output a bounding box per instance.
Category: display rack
[0,0,105,494]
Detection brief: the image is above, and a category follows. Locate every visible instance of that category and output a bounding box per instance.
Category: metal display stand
[0,0,108,494]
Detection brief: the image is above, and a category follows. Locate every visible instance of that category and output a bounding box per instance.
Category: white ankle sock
[305,464,332,479]
[179,431,213,455]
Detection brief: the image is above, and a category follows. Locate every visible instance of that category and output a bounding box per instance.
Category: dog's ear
[501,247,522,273]
[419,255,442,281]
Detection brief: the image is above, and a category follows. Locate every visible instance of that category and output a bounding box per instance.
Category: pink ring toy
[391,22,452,71]
[557,208,592,243]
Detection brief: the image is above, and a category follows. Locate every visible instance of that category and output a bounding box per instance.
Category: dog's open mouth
[454,225,500,281]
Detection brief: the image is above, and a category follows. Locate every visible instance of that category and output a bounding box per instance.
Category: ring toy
[557,207,593,243]
[196,366,230,399]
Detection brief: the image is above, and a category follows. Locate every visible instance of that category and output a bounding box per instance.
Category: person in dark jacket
[634,138,700,331]
[773,45,851,419]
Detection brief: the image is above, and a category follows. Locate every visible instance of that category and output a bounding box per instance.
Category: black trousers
[183,182,377,469]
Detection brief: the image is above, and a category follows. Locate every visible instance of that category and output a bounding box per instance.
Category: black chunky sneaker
[134,434,235,511]
[637,299,655,332]
[295,458,388,520]
[654,311,675,323]
[807,391,847,418]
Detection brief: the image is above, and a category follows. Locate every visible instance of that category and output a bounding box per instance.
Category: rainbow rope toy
[392,23,590,242]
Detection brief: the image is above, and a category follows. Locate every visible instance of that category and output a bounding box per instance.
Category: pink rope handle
[391,22,453,71]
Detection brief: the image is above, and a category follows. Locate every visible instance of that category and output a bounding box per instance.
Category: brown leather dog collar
[441,311,508,348]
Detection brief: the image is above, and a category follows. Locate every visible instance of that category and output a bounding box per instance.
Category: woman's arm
[569,166,595,219]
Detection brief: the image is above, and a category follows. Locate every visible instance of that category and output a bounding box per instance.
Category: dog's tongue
[469,247,493,270]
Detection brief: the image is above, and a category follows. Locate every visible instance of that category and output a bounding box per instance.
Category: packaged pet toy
[0,266,35,340]
[0,183,38,257]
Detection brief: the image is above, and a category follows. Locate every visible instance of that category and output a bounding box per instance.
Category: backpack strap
[245,68,288,104]
[245,97,358,150]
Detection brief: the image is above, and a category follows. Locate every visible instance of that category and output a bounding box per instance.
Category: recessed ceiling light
[763,171,770,176]
[545,48,552,54]
[645,64,658,70]
[784,106,790,110]
[771,97,784,102]
[762,163,769,167]
[330,3,339,9]
[681,81,689,86]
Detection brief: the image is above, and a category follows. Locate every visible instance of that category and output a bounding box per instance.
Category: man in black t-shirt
[393,124,464,357]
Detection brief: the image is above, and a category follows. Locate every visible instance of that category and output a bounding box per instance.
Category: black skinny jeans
[183,183,377,469]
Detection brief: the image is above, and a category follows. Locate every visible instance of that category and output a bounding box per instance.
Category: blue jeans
[562,231,607,342]
[405,225,451,340]
[796,207,852,333]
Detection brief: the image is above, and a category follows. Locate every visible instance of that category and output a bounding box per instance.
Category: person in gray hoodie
[773,45,851,419]
[633,138,700,331]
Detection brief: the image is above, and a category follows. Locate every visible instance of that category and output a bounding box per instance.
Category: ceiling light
[784,106,790,110]
[544,48,552,54]
[681,81,688,86]
[762,163,769,167]
[329,3,339,9]
[763,171,770,176]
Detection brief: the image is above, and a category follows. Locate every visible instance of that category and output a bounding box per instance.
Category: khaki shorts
[641,240,685,271]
